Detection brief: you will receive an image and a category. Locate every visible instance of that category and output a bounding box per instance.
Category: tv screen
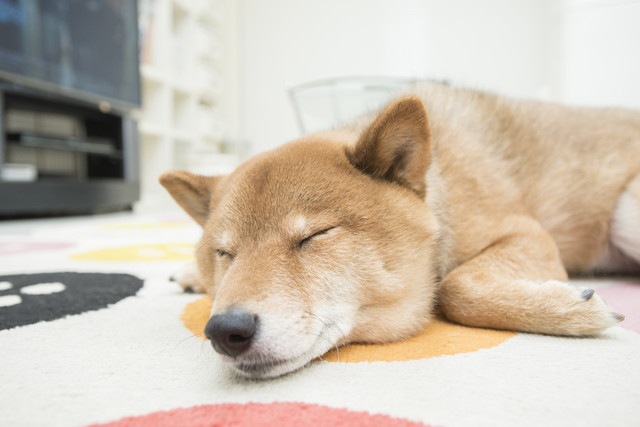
[0,0,140,109]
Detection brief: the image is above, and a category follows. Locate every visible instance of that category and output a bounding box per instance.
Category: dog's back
[409,83,640,273]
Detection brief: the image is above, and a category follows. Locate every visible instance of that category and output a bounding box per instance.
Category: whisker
[302,310,346,362]
[200,340,213,360]
[175,334,199,347]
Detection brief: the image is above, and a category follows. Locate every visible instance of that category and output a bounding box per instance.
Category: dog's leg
[170,261,206,293]
[438,216,623,336]
[608,174,640,265]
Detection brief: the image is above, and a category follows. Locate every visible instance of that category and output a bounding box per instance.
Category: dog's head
[160,97,441,378]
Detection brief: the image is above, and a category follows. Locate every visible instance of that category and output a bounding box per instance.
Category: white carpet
[1,213,639,427]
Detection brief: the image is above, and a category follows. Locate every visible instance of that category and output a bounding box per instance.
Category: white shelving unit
[136,0,239,212]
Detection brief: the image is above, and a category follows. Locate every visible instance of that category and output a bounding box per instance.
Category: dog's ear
[347,96,431,198]
[159,171,224,226]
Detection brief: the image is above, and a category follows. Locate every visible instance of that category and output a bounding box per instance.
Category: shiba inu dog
[160,82,640,379]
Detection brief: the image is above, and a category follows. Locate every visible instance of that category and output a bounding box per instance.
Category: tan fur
[160,83,640,378]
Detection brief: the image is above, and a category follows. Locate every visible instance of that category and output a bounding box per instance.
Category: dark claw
[580,289,595,300]
[612,312,625,322]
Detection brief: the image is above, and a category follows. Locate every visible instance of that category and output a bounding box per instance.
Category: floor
[1,212,639,427]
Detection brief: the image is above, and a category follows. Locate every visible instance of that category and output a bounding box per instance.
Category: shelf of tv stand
[7,132,123,158]
[0,180,139,215]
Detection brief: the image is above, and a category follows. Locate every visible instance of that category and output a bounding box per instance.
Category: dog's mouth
[227,329,342,379]
[232,357,299,379]
[214,313,351,379]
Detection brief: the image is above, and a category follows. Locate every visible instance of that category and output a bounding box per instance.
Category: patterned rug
[1,213,639,427]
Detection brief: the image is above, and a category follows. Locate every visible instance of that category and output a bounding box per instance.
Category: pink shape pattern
[0,242,74,256]
[91,402,429,427]
[597,283,640,333]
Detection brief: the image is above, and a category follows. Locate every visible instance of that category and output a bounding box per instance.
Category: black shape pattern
[0,272,143,330]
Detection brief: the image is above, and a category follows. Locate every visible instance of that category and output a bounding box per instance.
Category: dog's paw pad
[528,281,623,336]
[170,262,205,293]
[568,290,622,335]
[612,312,625,322]
[580,289,595,300]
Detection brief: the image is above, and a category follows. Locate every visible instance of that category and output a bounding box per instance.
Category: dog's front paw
[531,280,624,336]
[170,262,205,293]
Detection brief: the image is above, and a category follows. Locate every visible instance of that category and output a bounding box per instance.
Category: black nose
[204,307,257,357]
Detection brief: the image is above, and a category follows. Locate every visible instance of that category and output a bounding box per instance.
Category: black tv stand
[0,85,139,216]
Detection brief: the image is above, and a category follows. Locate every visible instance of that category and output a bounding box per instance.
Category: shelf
[197,3,222,26]
[141,65,169,85]
[139,123,170,139]
[0,181,139,215]
[136,0,233,210]
[172,0,193,15]
[172,81,192,96]
[172,129,191,141]
[8,133,121,157]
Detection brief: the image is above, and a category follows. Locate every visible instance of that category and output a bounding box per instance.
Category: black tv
[0,0,140,111]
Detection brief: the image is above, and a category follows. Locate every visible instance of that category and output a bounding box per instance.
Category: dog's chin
[216,316,353,379]
[224,333,341,380]
[230,356,311,380]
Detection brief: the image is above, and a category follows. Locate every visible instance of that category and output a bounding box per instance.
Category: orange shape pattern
[182,296,516,362]
[322,318,515,362]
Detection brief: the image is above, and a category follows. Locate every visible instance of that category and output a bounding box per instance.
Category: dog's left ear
[347,96,431,198]
[159,171,225,227]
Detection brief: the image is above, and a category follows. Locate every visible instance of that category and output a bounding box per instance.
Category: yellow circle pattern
[100,220,193,230]
[70,243,194,262]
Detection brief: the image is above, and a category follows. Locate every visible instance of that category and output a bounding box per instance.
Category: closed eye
[298,226,336,247]
[216,249,235,260]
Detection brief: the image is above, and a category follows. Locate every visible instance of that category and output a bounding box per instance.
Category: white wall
[231,0,640,155]
[237,0,425,154]
[560,0,640,108]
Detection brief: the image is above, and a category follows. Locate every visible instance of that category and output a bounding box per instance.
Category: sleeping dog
[161,82,639,379]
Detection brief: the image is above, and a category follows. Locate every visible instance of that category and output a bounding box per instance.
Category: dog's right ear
[346,96,431,198]
[159,171,224,227]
